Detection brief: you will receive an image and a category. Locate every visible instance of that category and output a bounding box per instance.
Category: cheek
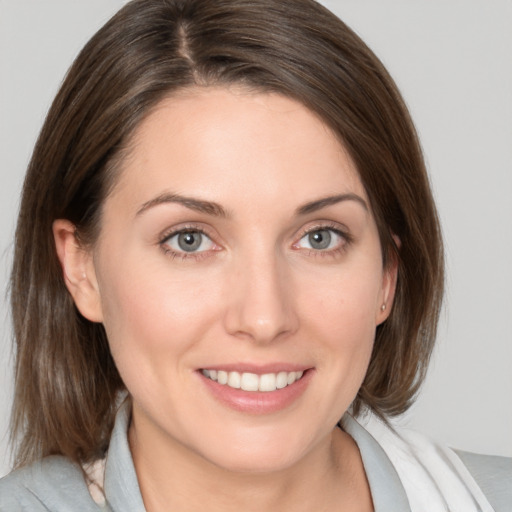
[97,257,223,383]
[298,259,382,377]
[300,258,383,332]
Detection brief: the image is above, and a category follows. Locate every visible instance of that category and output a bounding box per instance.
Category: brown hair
[10,0,443,467]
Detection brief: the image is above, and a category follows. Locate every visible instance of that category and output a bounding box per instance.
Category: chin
[192,427,317,475]
[207,450,303,475]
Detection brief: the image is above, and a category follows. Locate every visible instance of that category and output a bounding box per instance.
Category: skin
[54,86,397,511]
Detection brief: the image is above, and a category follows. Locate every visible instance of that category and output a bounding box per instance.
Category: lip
[197,366,314,414]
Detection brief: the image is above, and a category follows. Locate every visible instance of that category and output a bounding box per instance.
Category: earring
[380,304,386,311]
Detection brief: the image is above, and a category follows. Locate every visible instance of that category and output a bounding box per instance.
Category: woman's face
[80,87,395,472]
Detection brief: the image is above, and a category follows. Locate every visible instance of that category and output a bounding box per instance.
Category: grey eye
[177,232,203,252]
[307,230,332,250]
[295,228,345,252]
[178,232,203,252]
[164,230,215,254]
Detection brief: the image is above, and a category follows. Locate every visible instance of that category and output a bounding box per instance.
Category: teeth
[259,373,276,392]
[201,369,305,392]
[217,370,228,385]
[228,371,241,389]
[276,371,288,389]
[241,372,259,391]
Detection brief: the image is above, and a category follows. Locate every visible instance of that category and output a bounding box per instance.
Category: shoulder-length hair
[11,0,443,467]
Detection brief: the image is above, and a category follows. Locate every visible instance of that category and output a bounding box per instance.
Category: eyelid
[291,222,354,256]
[158,223,222,259]
[158,222,216,244]
[293,221,352,243]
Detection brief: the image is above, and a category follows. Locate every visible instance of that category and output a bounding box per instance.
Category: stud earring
[380,304,386,311]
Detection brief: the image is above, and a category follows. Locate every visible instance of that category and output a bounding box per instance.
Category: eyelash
[159,225,218,262]
[293,223,353,259]
[158,223,353,261]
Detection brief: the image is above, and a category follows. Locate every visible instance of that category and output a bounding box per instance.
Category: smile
[201,369,304,392]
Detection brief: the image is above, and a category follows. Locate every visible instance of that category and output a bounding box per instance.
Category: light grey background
[1,0,511,477]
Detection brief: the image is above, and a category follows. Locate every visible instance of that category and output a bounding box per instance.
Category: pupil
[178,232,201,252]
[309,230,331,250]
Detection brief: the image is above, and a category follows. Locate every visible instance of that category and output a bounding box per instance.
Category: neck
[129,416,373,512]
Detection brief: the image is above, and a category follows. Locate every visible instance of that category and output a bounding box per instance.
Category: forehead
[108,86,367,213]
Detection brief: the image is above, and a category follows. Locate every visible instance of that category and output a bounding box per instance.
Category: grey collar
[342,414,411,512]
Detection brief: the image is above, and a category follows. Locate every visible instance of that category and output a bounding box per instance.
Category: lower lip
[198,370,313,414]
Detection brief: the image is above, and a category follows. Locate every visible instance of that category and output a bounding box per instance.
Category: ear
[376,236,400,325]
[53,219,103,323]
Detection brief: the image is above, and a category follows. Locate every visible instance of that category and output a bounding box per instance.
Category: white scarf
[355,412,495,512]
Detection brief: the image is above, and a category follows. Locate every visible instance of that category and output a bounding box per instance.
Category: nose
[223,252,299,344]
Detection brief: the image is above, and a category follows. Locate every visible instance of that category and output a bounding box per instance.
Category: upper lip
[198,363,312,375]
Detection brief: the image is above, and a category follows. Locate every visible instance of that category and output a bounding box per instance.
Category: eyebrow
[296,193,368,215]
[136,191,368,218]
[136,193,229,218]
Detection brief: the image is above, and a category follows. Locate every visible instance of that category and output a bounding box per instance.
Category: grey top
[455,450,512,511]
[1,405,510,511]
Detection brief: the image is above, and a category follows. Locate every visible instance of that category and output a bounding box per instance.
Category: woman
[1,0,509,510]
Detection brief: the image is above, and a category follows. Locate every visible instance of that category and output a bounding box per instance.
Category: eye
[162,230,216,254]
[295,227,346,251]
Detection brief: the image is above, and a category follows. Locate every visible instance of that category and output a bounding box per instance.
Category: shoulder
[347,411,511,512]
[0,456,101,511]
[455,449,512,512]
